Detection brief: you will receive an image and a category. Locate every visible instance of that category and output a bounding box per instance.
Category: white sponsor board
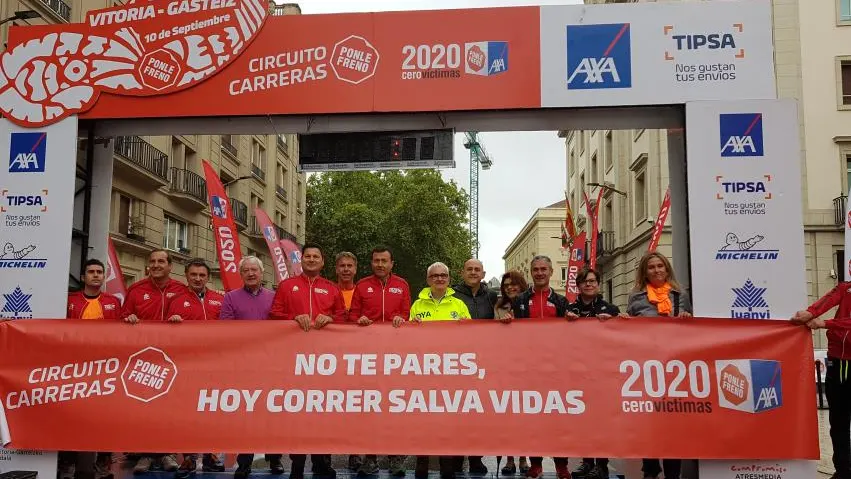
[540,0,776,108]
[0,116,76,475]
[685,100,811,479]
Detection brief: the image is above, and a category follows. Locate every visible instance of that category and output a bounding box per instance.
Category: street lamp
[587,181,627,197]
[223,175,253,187]
[0,10,40,26]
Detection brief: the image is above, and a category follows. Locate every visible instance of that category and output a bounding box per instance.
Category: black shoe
[202,455,226,473]
[269,459,285,475]
[588,465,609,479]
[469,460,488,475]
[174,458,197,479]
[573,462,594,479]
[290,461,305,479]
[314,466,337,479]
[234,465,251,479]
[501,462,516,476]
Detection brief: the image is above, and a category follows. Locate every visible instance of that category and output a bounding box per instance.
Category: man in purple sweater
[221,256,280,479]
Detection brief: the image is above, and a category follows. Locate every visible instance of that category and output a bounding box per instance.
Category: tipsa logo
[566,23,632,90]
[716,360,782,413]
[9,131,47,173]
[464,41,508,76]
[715,175,772,200]
[720,113,764,157]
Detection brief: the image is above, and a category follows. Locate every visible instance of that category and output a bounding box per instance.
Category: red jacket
[121,277,188,321]
[808,282,851,359]
[349,274,411,322]
[66,291,122,320]
[269,274,346,322]
[166,289,224,321]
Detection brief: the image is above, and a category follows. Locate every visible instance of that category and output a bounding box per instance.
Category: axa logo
[566,23,632,90]
[715,175,772,200]
[716,233,778,261]
[720,113,764,157]
[464,41,509,76]
[1,285,33,319]
[210,195,228,219]
[0,189,48,212]
[9,132,47,173]
[731,278,770,319]
[716,359,782,413]
[0,242,46,269]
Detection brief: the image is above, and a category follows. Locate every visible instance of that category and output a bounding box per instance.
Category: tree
[306,170,473,293]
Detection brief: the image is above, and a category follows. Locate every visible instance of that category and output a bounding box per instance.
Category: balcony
[221,136,238,159]
[168,167,207,209]
[596,231,616,263]
[251,164,266,181]
[834,195,847,227]
[113,136,169,188]
[277,135,287,153]
[276,185,288,201]
[39,0,71,22]
[230,197,248,230]
[248,215,264,238]
[276,226,298,244]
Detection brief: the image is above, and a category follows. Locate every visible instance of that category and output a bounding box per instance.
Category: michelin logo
[716,359,782,413]
[566,23,632,90]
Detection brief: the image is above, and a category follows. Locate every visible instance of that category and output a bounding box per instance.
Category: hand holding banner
[0,318,817,459]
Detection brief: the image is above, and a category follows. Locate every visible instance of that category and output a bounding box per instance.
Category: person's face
[531,260,553,288]
[462,260,484,286]
[579,273,600,297]
[148,251,171,280]
[502,277,521,299]
[427,267,450,295]
[241,262,262,288]
[371,251,393,279]
[84,265,104,289]
[302,247,324,274]
[186,265,209,292]
[336,257,356,283]
[645,256,669,287]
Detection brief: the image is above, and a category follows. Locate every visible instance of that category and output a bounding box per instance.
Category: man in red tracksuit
[269,243,344,479]
[347,246,411,476]
[165,258,227,478]
[794,285,851,479]
[121,249,188,475]
[67,258,122,320]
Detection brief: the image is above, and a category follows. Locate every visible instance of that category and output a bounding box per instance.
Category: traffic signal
[390,137,402,160]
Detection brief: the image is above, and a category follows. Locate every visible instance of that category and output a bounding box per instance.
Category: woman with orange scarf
[626,251,692,479]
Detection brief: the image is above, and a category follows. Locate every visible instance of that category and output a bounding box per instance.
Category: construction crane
[463,131,493,258]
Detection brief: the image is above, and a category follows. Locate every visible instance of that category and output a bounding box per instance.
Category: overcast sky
[290,0,577,280]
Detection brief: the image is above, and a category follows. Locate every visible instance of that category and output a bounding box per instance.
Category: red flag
[564,231,587,303]
[254,208,290,283]
[564,192,577,240]
[583,189,604,269]
[104,237,127,305]
[201,160,243,291]
[648,186,672,253]
[279,238,303,277]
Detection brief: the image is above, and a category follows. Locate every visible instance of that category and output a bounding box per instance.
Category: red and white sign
[104,237,127,304]
[202,160,243,291]
[648,186,671,253]
[254,208,289,283]
[121,347,178,403]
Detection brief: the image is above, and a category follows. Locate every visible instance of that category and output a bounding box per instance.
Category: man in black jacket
[452,258,498,475]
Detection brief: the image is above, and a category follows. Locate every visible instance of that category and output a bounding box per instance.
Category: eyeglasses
[580,279,598,285]
[429,273,449,279]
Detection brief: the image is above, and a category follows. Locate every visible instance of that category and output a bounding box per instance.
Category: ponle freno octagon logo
[121,347,178,403]
[331,35,380,85]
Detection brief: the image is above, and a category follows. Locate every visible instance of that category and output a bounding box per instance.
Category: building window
[118,195,134,235]
[569,150,576,177]
[251,140,266,179]
[163,215,188,252]
[604,197,614,232]
[840,0,851,24]
[846,155,851,192]
[840,58,851,107]
[561,267,567,284]
[590,153,598,184]
[633,169,647,225]
[604,131,613,171]
[606,279,613,303]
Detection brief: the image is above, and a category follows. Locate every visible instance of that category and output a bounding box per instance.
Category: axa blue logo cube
[566,23,632,90]
[720,113,764,157]
[716,359,782,413]
[9,132,47,173]
[465,41,509,76]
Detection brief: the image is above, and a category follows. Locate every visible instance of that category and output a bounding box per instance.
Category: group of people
[58,243,700,479]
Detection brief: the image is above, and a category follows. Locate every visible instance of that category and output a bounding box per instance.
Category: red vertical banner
[583,190,604,270]
[648,186,672,253]
[279,239,303,277]
[254,208,290,284]
[104,237,127,304]
[201,160,243,291]
[565,231,587,303]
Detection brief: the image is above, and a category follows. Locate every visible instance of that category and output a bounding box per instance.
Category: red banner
[104,237,127,304]
[254,208,289,283]
[584,190,604,269]
[201,161,243,291]
[0,318,817,459]
[648,186,671,253]
[564,231,587,303]
[279,238,303,278]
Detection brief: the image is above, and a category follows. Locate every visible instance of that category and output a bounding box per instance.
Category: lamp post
[223,175,253,187]
[0,10,40,26]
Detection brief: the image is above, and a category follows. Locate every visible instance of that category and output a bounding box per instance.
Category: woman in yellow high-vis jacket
[410,261,471,322]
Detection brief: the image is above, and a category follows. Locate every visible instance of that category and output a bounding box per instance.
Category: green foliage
[306,170,473,292]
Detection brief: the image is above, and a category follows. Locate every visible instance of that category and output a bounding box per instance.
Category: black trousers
[828,357,851,476]
[582,458,609,467]
[236,454,282,468]
[530,457,568,468]
[642,459,681,479]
